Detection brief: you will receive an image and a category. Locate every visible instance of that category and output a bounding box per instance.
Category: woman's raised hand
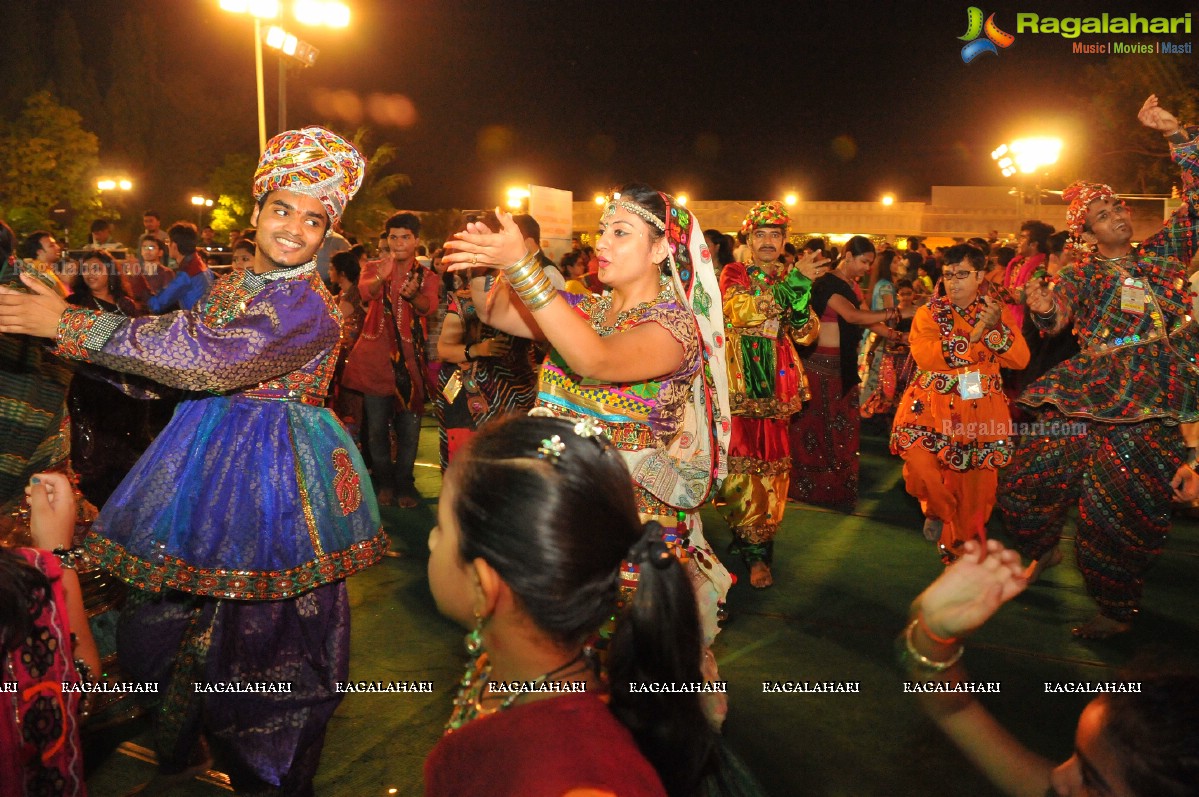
[915,539,1028,641]
[444,209,529,272]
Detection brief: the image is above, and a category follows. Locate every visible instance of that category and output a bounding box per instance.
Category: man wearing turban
[0,127,385,793]
[999,95,1199,638]
[714,201,826,588]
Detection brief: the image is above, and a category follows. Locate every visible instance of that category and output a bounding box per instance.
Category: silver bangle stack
[505,253,556,311]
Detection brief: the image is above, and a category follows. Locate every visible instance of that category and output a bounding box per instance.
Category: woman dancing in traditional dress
[444,185,732,699]
[790,236,913,510]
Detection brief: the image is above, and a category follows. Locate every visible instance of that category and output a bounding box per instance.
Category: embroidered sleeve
[986,309,1030,368]
[773,269,814,327]
[637,303,701,381]
[54,307,113,362]
[907,306,962,371]
[1141,125,1199,266]
[67,282,339,392]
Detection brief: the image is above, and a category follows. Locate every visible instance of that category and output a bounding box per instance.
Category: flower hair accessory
[537,435,566,461]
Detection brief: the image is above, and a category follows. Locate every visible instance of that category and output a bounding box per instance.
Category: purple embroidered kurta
[52,262,386,600]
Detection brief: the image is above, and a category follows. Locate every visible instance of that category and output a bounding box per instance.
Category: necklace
[591,277,673,333]
[445,651,589,733]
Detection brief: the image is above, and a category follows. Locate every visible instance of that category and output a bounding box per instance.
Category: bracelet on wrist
[1166,129,1190,145]
[52,545,87,571]
[899,619,964,672]
[464,345,475,362]
[917,612,959,646]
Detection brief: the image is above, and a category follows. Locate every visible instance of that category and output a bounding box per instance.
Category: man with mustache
[1000,94,1199,638]
[715,201,825,588]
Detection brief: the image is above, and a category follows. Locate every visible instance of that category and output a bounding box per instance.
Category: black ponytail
[608,523,712,797]
[452,416,717,796]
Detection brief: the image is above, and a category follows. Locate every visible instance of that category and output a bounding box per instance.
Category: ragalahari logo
[959,7,1015,63]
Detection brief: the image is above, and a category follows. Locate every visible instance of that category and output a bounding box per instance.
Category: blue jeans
[362,394,421,495]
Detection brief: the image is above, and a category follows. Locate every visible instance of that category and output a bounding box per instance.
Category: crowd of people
[0,95,1197,796]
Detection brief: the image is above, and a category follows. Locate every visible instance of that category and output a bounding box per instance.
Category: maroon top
[425,693,666,797]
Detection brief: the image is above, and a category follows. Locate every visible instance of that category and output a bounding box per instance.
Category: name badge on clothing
[1120,278,1146,315]
[958,371,983,401]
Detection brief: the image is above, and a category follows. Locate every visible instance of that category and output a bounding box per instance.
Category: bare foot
[748,561,773,589]
[376,487,395,507]
[397,494,419,509]
[123,763,213,796]
[1024,547,1063,583]
[1072,614,1132,639]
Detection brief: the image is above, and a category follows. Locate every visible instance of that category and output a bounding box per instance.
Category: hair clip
[537,435,566,461]
[572,417,605,439]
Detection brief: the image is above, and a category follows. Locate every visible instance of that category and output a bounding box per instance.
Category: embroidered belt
[241,389,325,407]
[602,420,655,451]
[914,370,1003,395]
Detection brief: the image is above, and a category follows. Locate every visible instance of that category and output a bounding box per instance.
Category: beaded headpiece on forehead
[601,193,666,232]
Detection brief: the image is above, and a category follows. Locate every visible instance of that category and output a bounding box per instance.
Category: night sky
[63,0,1199,210]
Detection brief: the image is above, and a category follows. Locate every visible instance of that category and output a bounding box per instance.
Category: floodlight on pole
[219,0,347,151]
[506,187,530,210]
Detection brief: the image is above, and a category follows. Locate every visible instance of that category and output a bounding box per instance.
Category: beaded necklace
[444,650,588,733]
[591,277,673,332]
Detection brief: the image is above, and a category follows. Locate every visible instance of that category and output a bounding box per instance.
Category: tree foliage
[0,92,100,242]
[339,128,411,243]
[1071,57,1199,194]
[206,152,260,234]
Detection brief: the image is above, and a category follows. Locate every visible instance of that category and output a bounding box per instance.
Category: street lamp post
[219,0,349,151]
[992,137,1062,216]
[191,195,215,228]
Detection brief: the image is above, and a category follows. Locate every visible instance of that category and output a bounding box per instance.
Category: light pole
[264,25,321,132]
[192,195,215,228]
[992,137,1062,215]
[219,0,349,151]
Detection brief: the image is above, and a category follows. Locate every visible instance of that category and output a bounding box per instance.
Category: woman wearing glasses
[890,244,1028,561]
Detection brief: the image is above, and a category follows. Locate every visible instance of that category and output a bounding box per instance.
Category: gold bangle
[899,619,964,672]
[522,281,558,311]
[505,253,540,285]
[511,268,556,312]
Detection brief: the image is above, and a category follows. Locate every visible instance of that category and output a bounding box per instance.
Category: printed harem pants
[996,409,1182,622]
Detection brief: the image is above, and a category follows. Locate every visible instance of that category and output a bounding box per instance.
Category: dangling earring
[464,612,486,656]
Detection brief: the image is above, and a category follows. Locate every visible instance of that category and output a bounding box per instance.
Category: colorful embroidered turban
[1062,180,1115,240]
[253,127,365,226]
[741,201,791,236]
